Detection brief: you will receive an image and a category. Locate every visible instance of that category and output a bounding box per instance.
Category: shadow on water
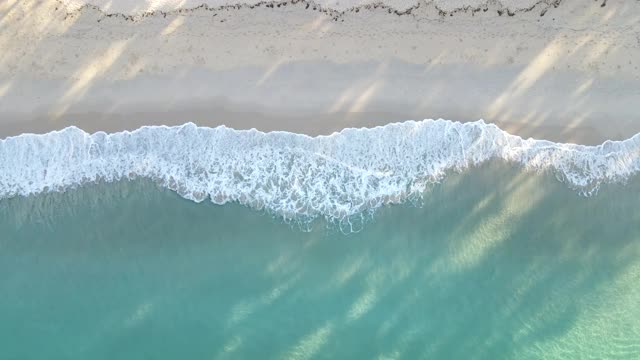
[0,162,639,359]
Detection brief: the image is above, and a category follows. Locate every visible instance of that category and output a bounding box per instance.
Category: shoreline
[2,60,635,144]
[1,0,639,144]
[3,118,638,207]
[0,110,609,145]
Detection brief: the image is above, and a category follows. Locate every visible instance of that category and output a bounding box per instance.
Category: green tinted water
[1,164,639,359]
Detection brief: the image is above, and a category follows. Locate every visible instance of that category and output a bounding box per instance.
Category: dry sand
[1,0,639,144]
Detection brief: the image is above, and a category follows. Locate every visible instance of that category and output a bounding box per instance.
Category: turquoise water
[1,163,639,359]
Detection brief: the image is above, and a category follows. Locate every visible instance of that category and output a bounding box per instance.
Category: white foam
[1,119,639,222]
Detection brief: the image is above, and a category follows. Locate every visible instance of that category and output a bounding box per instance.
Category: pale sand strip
[1,0,639,144]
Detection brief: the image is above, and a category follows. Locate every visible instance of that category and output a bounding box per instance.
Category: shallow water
[1,163,639,359]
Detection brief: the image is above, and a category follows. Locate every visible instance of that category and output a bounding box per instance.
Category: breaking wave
[1,119,639,223]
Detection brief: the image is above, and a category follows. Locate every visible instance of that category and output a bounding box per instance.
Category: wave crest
[1,119,639,222]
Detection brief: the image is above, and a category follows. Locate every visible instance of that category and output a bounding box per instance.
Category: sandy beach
[1,0,639,144]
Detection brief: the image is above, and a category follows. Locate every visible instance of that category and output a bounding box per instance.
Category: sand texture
[1,0,639,143]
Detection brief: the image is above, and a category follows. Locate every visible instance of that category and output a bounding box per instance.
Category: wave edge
[2,119,639,222]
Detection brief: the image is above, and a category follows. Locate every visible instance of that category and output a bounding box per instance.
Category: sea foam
[1,119,639,222]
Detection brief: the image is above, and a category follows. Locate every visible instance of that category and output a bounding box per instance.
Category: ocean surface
[1,120,640,359]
